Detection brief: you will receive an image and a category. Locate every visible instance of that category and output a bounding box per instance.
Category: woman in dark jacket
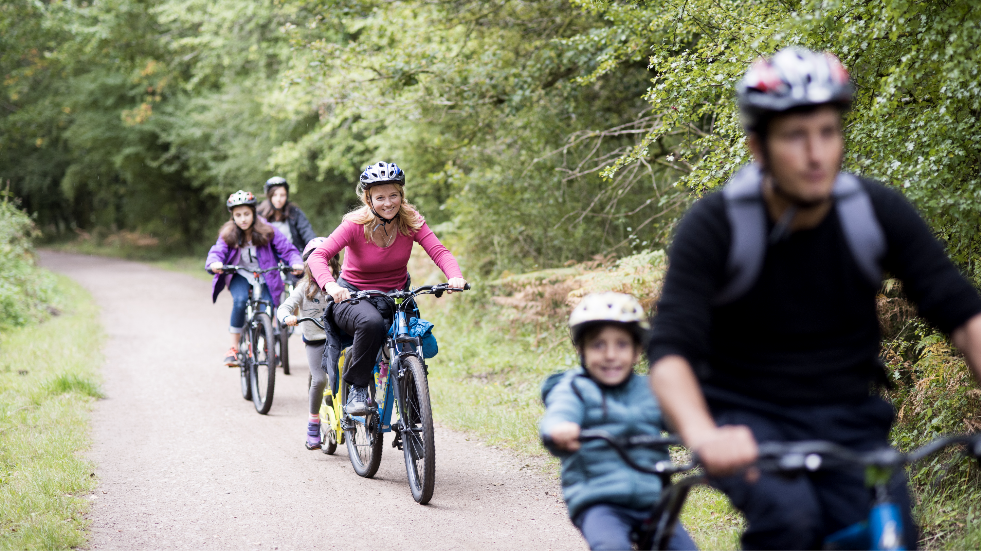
[256,176,318,252]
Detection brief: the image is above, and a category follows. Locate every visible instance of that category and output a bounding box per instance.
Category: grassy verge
[0,274,103,550]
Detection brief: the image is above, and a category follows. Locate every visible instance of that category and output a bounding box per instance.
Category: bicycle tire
[249,313,277,414]
[399,355,436,504]
[345,385,383,477]
[276,317,291,375]
[320,395,338,455]
[239,331,252,401]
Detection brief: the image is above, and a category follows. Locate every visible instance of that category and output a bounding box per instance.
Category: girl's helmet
[226,190,257,212]
[264,176,289,195]
[302,236,328,262]
[569,292,650,347]
[736,47,854,132]
[357,162,405,195]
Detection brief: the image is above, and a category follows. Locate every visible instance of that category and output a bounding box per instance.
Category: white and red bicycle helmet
[226,190,257,212]
[737,47,854,132]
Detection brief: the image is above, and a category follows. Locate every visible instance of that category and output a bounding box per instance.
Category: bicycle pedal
[392,434,403,450]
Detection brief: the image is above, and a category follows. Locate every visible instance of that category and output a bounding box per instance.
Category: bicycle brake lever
[434,289,444,298]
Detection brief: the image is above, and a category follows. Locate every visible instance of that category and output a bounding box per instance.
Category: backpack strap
[714,166,885,305]
[833,173,886,286]
[715,165,768,305]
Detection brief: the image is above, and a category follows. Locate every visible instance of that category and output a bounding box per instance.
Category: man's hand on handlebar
[548,422,582,452]
[447,277,467,291]
[688,425,759,480]
[209,261,225,274]
[324,282,351,303]
[291,264,303,276]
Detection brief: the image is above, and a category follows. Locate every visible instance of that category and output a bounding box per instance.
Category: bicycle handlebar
[335,282,471,306]
[547,430,981,478]
[208,264,293,275]
[293,316,325,330]
[753,433,981,474]
[542,429,688,476]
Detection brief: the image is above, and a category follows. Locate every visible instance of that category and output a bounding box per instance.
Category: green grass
[0,274,103,550]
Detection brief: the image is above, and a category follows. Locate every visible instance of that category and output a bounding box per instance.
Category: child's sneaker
[305,421,322,450]
[223,347,239,367]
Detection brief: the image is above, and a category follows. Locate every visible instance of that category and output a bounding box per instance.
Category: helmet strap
[759,150,832,244]
[370,207,396,225]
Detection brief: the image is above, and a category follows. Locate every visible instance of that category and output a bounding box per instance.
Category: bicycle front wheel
[249,313,277,414]
[276,317,291,375]
[320,395,338,455]
[399,355,436,504]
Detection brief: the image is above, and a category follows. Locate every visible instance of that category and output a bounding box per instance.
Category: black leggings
[331,299,387,387]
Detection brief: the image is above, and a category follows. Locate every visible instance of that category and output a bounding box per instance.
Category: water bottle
[376,361,389,411]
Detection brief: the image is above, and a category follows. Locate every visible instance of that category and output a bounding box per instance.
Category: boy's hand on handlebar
[291,264,303,275]
[209,261,225,274]
[549,422,582,452]
[689,425,759,480]
[284,315,298,326]
[447,277,467,291]
[324,282,351,303]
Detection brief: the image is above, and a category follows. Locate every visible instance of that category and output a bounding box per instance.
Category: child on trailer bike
[206,190,303,366]
[307,162,467,417]
[277,237,338,450]
[540,292,697,551]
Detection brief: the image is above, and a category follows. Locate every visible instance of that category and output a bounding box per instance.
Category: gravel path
[40,251,583,551]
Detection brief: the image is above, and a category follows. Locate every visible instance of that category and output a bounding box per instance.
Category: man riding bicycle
[647,47,981,549]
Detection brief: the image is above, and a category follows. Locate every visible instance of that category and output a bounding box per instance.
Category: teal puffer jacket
[539,368,669,520]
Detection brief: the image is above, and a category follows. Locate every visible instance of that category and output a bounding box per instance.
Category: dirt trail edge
[40,251,583,551]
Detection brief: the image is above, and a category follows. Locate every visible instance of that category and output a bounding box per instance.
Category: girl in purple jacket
[206,190,303,366]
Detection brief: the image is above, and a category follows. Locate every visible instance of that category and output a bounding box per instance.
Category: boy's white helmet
[569,292,650,346]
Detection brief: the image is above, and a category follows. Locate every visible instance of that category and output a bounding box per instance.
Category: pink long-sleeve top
[309,219,463,291]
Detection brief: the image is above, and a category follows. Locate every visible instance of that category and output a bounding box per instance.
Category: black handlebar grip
[464,283,471,290]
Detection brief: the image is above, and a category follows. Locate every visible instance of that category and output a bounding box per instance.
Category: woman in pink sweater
[308,162,467,415]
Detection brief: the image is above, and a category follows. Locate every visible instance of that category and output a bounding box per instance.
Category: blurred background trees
[1,0,979,278]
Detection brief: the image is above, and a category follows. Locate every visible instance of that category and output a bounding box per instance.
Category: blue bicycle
[305,282,468,504]
[578,430,981,550]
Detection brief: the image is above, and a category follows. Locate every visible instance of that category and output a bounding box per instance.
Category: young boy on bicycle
[540,292,697,551]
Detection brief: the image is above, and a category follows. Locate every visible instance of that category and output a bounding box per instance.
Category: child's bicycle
[298,282,468,504]
[215,264,292,414]
[578,429,981,550]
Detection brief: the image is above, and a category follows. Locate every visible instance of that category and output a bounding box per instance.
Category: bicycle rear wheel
[249,313,277,414]
[345,392,383,477]
[399,355,436,504]
[238,332,251,401]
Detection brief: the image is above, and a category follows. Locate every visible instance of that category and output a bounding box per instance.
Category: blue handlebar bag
[389,316,438,359]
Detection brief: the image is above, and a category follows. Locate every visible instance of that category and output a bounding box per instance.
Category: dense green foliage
[0,196,57,328]
[3,0,980,275]
[576,0,981,272]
